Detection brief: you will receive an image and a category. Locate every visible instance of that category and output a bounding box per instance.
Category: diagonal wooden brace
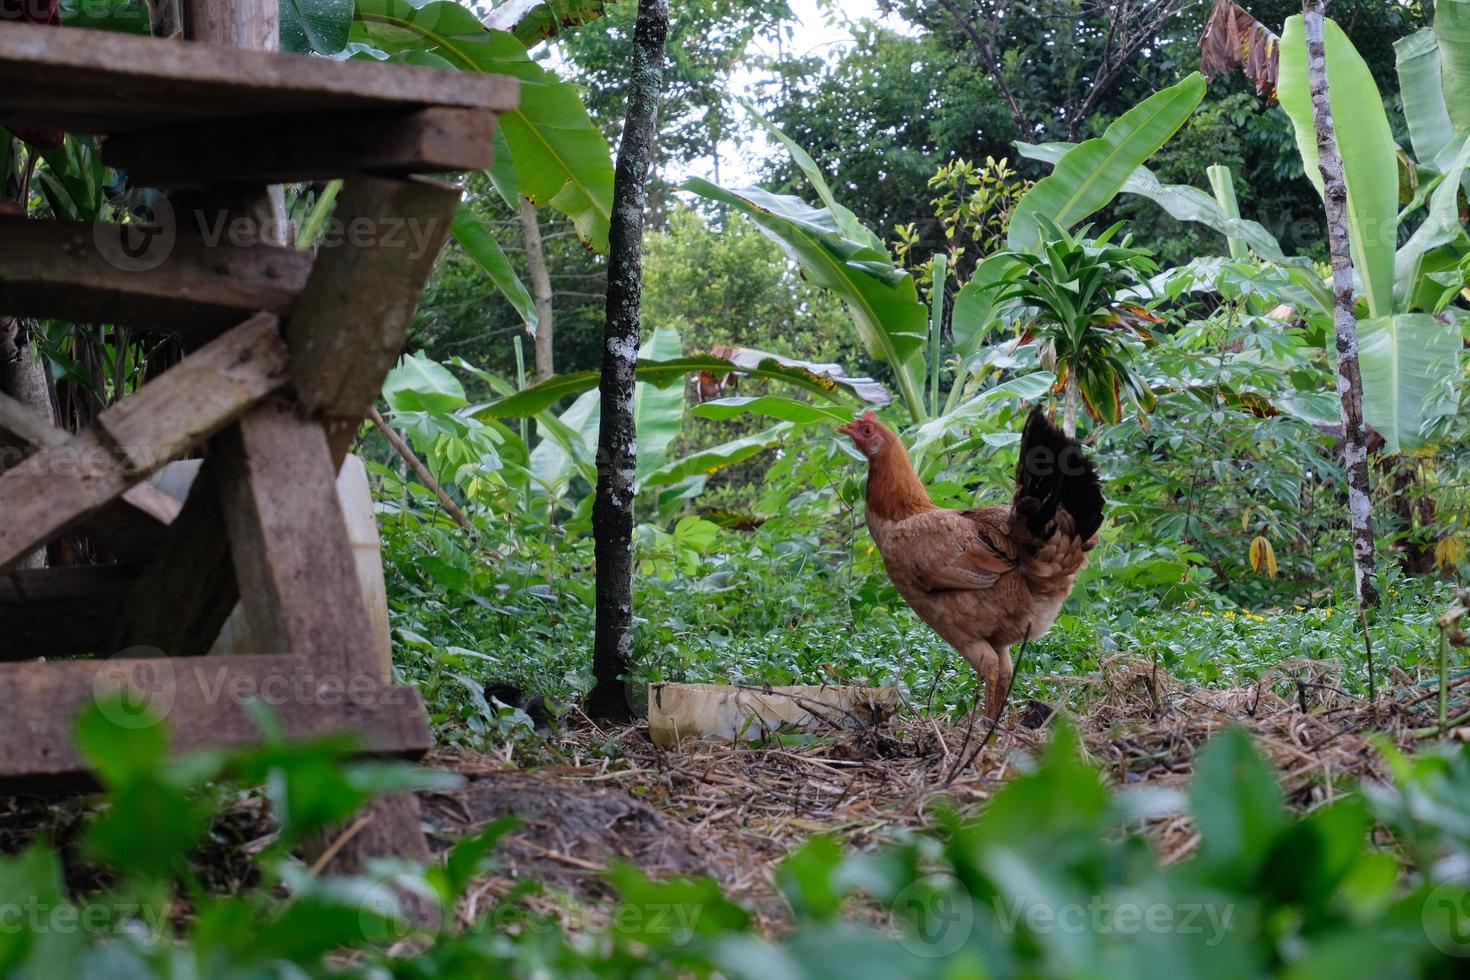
[0,312,286,569]
[285,174,462,464]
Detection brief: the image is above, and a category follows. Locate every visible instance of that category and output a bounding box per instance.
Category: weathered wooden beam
[0,387,182,561]
[286,175,461,463]
[0,314,286,569]
[0,23,518,136]
[0,216,309,336]
[0,654,431,789]
[214,397,384,679]
[105,107,498,186]
[106,459,238,659]
[0,564,134,660]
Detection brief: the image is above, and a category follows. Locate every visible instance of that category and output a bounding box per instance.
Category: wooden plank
[105,107,498,186]
[215,398,384,678]
[0,314,286,569]
[96,313,288,473]
[0,216,310,335]
[0,654,431,789]
[0,386,183,542]
[0,564,134,660]
[287,175,461,462]
[107,459,238,659]
[0,23,518,136]
[0,389,177,561]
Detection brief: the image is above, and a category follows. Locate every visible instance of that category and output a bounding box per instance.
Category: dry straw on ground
[419,655,1446,927]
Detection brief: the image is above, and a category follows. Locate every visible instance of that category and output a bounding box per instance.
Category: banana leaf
[1358,313,1462,452]
[282,0,354,54]
[681,180,930,421]
[1395,135,1470,309]
[634,326,686,484]
[351,0,614,252]
[472,352,881,419]
[1015,142,1284,261]
[1395,27,1456,168]
[642,424,793,489]
[1437,0,1470,136]
[692,396,849,425]
[1278,15,1397,319]
[1007,73,1207,251]
[741,99,885,251]
[451,205,538,331]
[482,0,608,47]
[950,253,1023,367]
[908,372,1056,455]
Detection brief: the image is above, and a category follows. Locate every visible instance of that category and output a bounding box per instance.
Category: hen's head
[837,411,895,459]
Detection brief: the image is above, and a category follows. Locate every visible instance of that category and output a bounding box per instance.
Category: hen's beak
[835,420,856,439]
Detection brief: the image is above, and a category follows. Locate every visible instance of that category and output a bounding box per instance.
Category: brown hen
[838,407,1104,720]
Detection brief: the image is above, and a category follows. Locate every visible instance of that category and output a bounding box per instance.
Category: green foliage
[681,178,930,420]
[11,704,1469,976]
[350,0,615,251]
[1007,72,1208,251]
[1277,14,1399,320]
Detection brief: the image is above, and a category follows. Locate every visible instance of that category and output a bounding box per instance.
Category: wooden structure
[0,17,513,859]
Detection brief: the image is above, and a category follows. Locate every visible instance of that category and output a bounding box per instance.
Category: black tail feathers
[1012,407,1104,543]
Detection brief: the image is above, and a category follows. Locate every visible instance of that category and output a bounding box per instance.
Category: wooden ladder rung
[0,216,310,335]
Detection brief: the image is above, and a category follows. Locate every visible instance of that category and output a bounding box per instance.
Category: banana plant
[1189,4,1468,452]
[1276,12,1462,452]
[468,336,892,509]
[680,109,931,423]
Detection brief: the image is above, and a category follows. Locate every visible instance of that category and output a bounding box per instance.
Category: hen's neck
[864,440,936,523]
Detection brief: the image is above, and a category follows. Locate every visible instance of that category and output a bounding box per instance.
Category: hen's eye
[861,425,874,436]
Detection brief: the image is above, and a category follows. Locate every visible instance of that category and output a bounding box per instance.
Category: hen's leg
[991,645,1014,723]
[958,640,1002,721]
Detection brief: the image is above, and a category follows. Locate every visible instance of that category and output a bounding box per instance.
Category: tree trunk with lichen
[1302,0,1378,611]
[518,196,556,379]
[590,0,673,719]
[587,0,668,721]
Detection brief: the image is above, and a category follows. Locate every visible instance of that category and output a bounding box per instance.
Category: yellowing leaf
[1436,536,1466,571]
[1248,535,1278,579]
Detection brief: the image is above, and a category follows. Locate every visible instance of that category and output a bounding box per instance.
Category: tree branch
[368,408,475,534]
[937,0,1028,135]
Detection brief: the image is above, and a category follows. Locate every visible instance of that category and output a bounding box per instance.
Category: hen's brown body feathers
[841,408,1103,720]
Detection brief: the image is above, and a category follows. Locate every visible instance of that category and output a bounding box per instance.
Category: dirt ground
[414,655,1457,929]
[2,655,1461,935]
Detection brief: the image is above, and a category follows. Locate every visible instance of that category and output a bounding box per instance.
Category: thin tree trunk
[588,0,668,722]
[1302,0,1379,619]
[518,196,556,379]
[1062,370,1080,438]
